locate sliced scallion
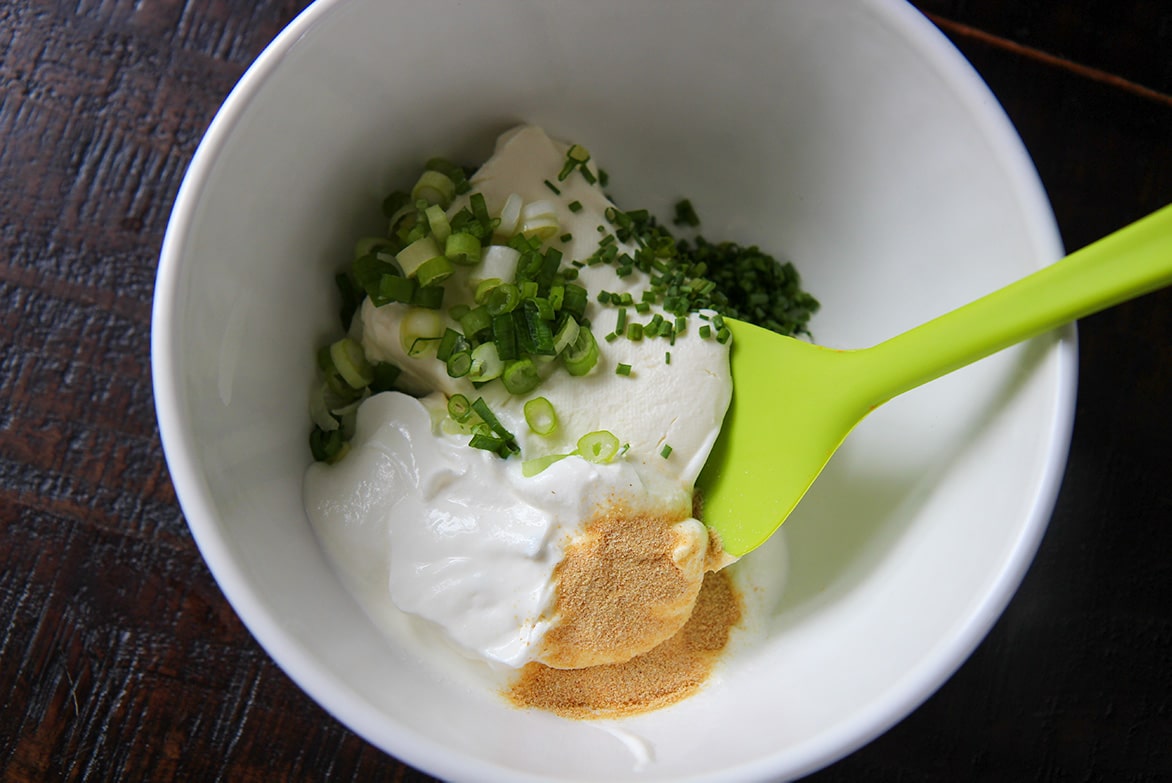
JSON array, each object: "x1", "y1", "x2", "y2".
[
  {"x1": 492, "y1": 312, "x2": 519, "y2": 361},
  {"x1": 474, "y1": 277, "x2": 503, "y2": 304},
  {"x1": 522, "y1": 452, "x2": 571, "y2": 477},
  {"x1": 577, "y1": 430, "x2": 620, "y2": 464},
  {"x1": 410, "y1": 284, "x2": 445, "y2": 309},
  {"x1": 415, "y1": 255, "x2": 454, "y2": 287},
  {"x1": 447, "y1": 393, "x2": 472, "y2": 421},
  {"x1": 523, "y1": 397, "x2": 557, "y2": 436},
  {"x1": 468, "y1": 342, "x2": 504, "y2": 382},
  {"x1": 552, "y1": 315, "x2": 580, "y2": 355},
  {"x1": 562, "y1": 326, "x2": 599, "y2": 376},
  {"x1": 396, "y1": 236, "x2": 444, "y2": 278},
  {"x1": 502, "y1": 358, "x2": 541, "y2": 395},
  {"x1": 445, "y1": 232, "x2": 481, "y2": 265},
  {"x1": 519, "y1": 200, "x2": 559, "y2": 240},
  {"x1": 458, "y1": 305, "x2": 492, "y2": 339},
  {"x1": 436, "y1": 328, "x2": 463, "y2": 361},
  {"x1": 424, "y1": 204, "x2": 451, "y2": 243},
  {"x1": 496, "y1": 193, "x2": 523, "y2": 238},
  {"x1": 411, "y1": 170, "x2": 456, "y2": 208},
  {"x1": 478, "y1": 244, "x2": 521, "y2": 282},
  {"x1": 485, "y1": 283, "x2": 521, "y2": 315},
  {"x1": 470, "y1": 397, "x2": 519, "y2": 454},
  {"x1": 378, "y1": 274, "x2": 416, "y2": 305},
  {"x1": 446, "y1": 350, "x2": 472, "y2": 378},
  {"x1": 329, "y1": 337, "x2": 373, "y2": 389}
]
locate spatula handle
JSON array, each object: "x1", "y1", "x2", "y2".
[{"x1": 857, "y1": 203, "x2": 1172, "y2": 406}]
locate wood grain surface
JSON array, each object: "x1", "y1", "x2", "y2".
[{"x1": 1, "y1": 2, "x2": 1169, "y2": 781}]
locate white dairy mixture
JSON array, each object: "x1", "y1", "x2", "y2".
[{"x1": 304, "y1": 126, "x2": 732, "y2": 669}]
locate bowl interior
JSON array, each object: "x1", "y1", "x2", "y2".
[{"x1": 153, "y1": 0, "x2": 1072, "y2": 780}]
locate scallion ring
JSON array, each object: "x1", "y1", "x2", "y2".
[
  {"x1": 424, "y1": 204, "x2": 451, "y2": 243},
  {"x1": 485, "y1": 283, "x2": 521, "y2": 315},
  {"x1": 502, "y1": 358, "x2": 541, "y2": 395},
  {"x1": 447, "y1": 393, "x2": 472, "y2": 421},
  {"x1": 468, "y1": 342, "x2": 504, "y2": 382},
  {"x1": 328, "y1": 337, "x2": 373, "y2": 389},
  {"x1": 410, "y1": 170, "x2": 456, "y2": 208},
  {"x1": 446, "y1": 232, "x2": 481, "y2": 265},
  {"x1": 577, "y1": 430, "x2": 620, "y2": 464},
  {"x1": 523, "y1": 397, "x2": 557, "y2": 436},
  {"x1": 561, "y1": 326, "x2": 599, "y2": 376}
]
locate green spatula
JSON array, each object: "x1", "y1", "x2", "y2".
[{"x1": 696, "y1": 204, "x2": 1172, "y2": 557}]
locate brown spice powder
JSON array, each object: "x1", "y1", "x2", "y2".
[
  {"x1": 507, "y1": 568, "x2": 742, "y2": 719},
  {"x1": 535, "y1": 505, "x2": 706, "y2": 669}
]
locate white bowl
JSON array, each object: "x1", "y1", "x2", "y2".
[{"x1": 152, "y1": 0, "x2": 1075, "y2": 780}]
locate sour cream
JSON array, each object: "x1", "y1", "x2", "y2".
[{"x1": 304, "y1": 126, "x2": 732, "y2": 668}]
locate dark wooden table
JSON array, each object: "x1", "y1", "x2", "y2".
[{"x1": 2, "y1": 2, "x2": 1169, "y2": 780}]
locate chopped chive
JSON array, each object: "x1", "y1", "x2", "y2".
[
  {"x1": 660, "y1": 443, "x2": 673, "y2": 458},
  {"x1": 568, "y1": 200, "x2": 583, "y2": 213},
  {"x1": 543, "y1": 179, "x2": 561, "y2": 195},
  {"x1": 559, "y1": 232, "x2": 573, "y2": 243},
  {"x1": 665, "y1": 351, "x2": 671, "y2": 365},
  {"x1": 626, "y1": 323, "x2": 643, "y2": 341},
  {"x1": 616, "y1": 363, "x2": 632, "y2": 376},
  {"x1": 699, "y1": 324, "x2": 712, "y2": 339},
  {"x1": 672, "y1": 198, "x2": 700, "y2": 227}
]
